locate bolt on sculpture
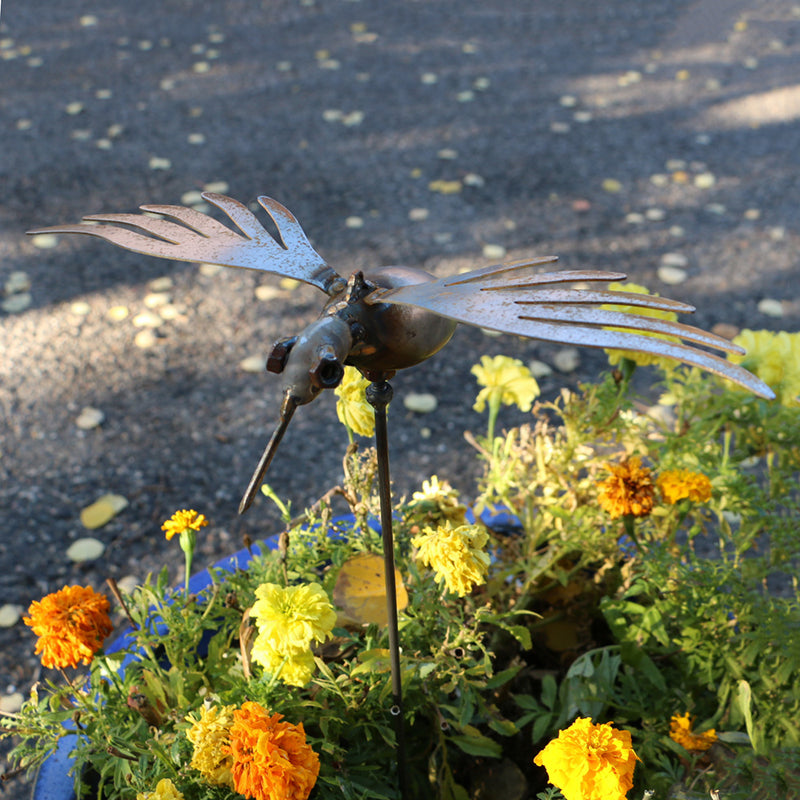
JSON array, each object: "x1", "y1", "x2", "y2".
[{"x1": 30, "y1": 193, "x2": 775, "y2": 796}]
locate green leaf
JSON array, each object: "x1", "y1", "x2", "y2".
[
  {"x1": 486, "y1": 664, "x2": 523, "y2": 690},
  {"x1": 449, "y1": 733, "x2": 503, "y2": 758}
]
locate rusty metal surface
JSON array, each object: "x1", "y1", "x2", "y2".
[
  {"x1": 30, "y1": 193, "x2": 776, "y2": 405},
  {"x1": 29, "y1": 193, "x2": 344, "y2": 296}
]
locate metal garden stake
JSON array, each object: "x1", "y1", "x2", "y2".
[{"x1": 31, "y1": 193, "x2": 775, "y2": 796}]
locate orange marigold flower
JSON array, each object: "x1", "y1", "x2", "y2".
[
  {"x1": 669, "y1": 712, "x2": 717, "y2": 752},
  {"x1": 534, "y1": 717, "x2": 639, "y2": 800},
  {"x1": 228, "y1": 702, "x2": 320, "y2": 800},
  {"x1": 24, "y1": 585, "x2": 113, "y2": 669},
  {"x1": 597, "y1": 456, "x2": 655, "y2": 518},
  {"x1": 161, "y1": 509, "x2": 209, "y2": 541},
  {"x1": 658, "y1": 469, "x2": 712, "y2": 504}
]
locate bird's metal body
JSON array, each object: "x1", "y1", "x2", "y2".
[{"x1": 30, "y1": 190, "x2": 775, "y2": 509}]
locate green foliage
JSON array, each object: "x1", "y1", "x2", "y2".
[{"x1": 3, "y1": 354, "x2": 799, "y2": 799}]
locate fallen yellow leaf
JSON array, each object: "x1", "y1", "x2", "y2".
[{"x1": 333, "y1": 553, "x2": 408, "y2": 627}]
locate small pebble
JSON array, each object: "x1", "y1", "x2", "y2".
[
  {"x1": 115, "y1": 575, "x2": 140, "y2": 595},
  {"x1": 528, "y1": 359, "x2": 553, "y2": 378},
  {"x1": 144, "y1": 291, "x2": 171, "y2": 308},
  {"x1": 1, "y1": 293, "x2": 31, "y2": 313},
  {"x1": 70, "y1": 300, "x2": 91, "y2": 316},
  {"x1": 76, "y1": 406, "x2": 105, "y2": 429},
  {"x1": 403, "y1": 392, "x2": 438, "y2": 413},
  {"x1": 5, "y1": 271, "x2": 31, "y2": 294},
  {"x1": 148, "y1": 156, "x2": 172, "y2": 170},
  {"x1": 694, "y1": 172, "x2": 716, "y2": 189},
  {"x1": 657, "y1": 265, "x2": 688, "y2": 285},
  {"x1": 255, "y1": 285, "x2": 281, "y2": 301},
  {"x1": 158, "y1": 304, "x2": 182, "y2": 320},
  {"x1": 463, "y1": 173, "x2": 485, "y2": 187},
  {"x1": 31, "y1": 233, "x2": 59, "y2": 249},
  {"x1": 437, "y1": 148, "x2": 458, "y2": 160},
  {"x1": 0, "y1": 605, "x2": 22, "y2": 628},
  {"x1": 134, "y1": 329, "x2": 158, "y2": 348},
  {"x1": 744, "y1": 208, "x2": 761, "y2": 221},
  {"x1": 757, "y1": 298, "x2": 783, "y2": 317},
  {"x1": 345, "y1": 216, "x2": 364, "y2": 229},
  {"x1": 602, "y1": 178, "x2": 622, "y2": 193},
  {"x1": 0, "y1": 693, "x2": 23, "y2": 713},
  {"x1": 645, "y1": 208, "x2": 666, "y2": 221},
  {"x1": 106, "y1": 305, "x2": 129, "y2": 321},
  {"x1": 553, "y1": 347, "x2": 580, "y2": 373},
  {"x1": 67, "y1": 537, "x2": 106, "y2": 562},
  {"x1": 482, "y1": 244, "x2": 506, "y2": 259},
  {"x1": 660, "y1": 252, "x2": 689, "y2": 268},
  {"x1": 199, "y1": 263, "x2": 223, "y2": 276},
  {"x1": 181, "y1": 190, "x2": 204, "y2": 205},
  {"x1": 133, "y1": 311, "x2": 163, "y2": 328},
  {"x1": 240, "y1": 354, "x2": 267, "y2": 373},
  {"x1": 408, "y1": 208, "x2": 429, "y2": 221}
]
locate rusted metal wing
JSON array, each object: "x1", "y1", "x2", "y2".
[
  {"x1": 369, "y1": 262, "x2": 775, "y2": 399},
  {"x1": 28, "y1": 192, "x2": 344, "y2": 295}
]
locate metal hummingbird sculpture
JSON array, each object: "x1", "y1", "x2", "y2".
[{"x1": 30, "y1": 192, "x2": 775, "y2": 796}]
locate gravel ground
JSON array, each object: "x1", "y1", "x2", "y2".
[{"x1": 2, "y1": 0, "x2": 800, "y2": 792}]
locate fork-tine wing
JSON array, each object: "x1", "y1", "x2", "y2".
[
  {"x1": 370, "y1": 264, "x2": 775, "y2": 398},
  {"x1": 28, "y1": 193, "x2": 343, "y2": 294}
]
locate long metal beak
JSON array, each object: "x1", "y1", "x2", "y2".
[{"x1": 238, "y1": 393, "x2": 298, "y2": 514}]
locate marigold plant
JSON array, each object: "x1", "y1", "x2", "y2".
[
  {"x1": 186, "y1": 703, "x2": 236, "y2": 787},
  {"x1": 136, "y1": 778, "x2": 185, "y2": 800},
  {"x1": 728, "y1": 329, "x2": 800, "y2": 406},
  {"x1": 657, "y1": 469, "x2": 712, "y2": 504},
  {"x1": 334, "y1": 365, "x2": 375, "y2": 437},
  {"x1": 23, "y1": 584, "x2": 113, "y2": 670},
  {"x1": 534, "y1": 717, "x2": 639, "y2": 800},
  {"x1": 669, "y1": 712, "x2": 718, "y2": 752},
  {"x1": 249, "y1": 582, "x2": 336, "y2": 685},
  {"x1": 161, "y1": 508, "x2": 209, "y2": 540},
  {"x1": 411, "y1": 523, "x2": 490, "y2": 596},
  {"x1": 228, "y1": 702, "x2": 320, "y2": 800},
  {"x1": 597, "y1": 456, "x2": 655, "y2": 518},
  {"x1": 471, "y1": 354, "x2": 540, "y2": 413}
]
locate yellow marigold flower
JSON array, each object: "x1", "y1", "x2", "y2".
[
  {"x1": 161, "y1": 509, "x2": 209, "y2": 541},
  {"x1": 186, "y1": 703, "x2": 236, "y2": 787},
  {"x1": 250, "y1": 640, "x2": 316, "y2": 687},
  {"x1": 250, "y1": 583, "x2": 336, "y2": 685},
  {"x1": 669, "y1": 712, "x2": 717, "y2": 752},
  {"x1": 411, "y1": 475, "x2": 467, "y2": 523},
  {"x1": 136, "y1": 778, "x2": 185, "y2": 800},
  {"x1": 534, "y1": 717, "x2": 639, "y2": 800},
  {"x1": 728, "y1": 329, "x2": 800, "y2": 407},
  {"x1": 602, "y1": 282, "x2": 680, "y2": 369},
  {"x1": 334, "y1": 366, "x2": 375, "y2": 437},
  {"x1": 24, "y1": 585, "x2": 113, "y2": 669},
  {"x1": 411, "y1": 523, "x2": 490, "y2": 597},
  {"x1": 471, "y1": 354, "x2": 540, "y2": 413},
  {"x1": 658, "y1": 469, "x2": 712, "y2": 504},
  {"x1": 597, "y1": 456, "x2": 655, "y2": 519},
  {"x1": 228, "y1": 702, "x2": 320, "y2": 800}
]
